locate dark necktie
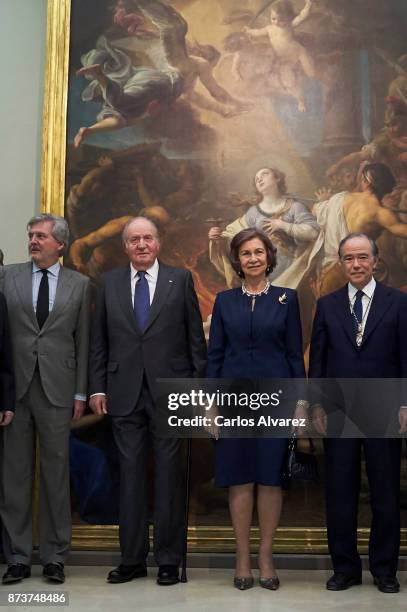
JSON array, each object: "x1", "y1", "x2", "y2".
[
  {"x1": 353, "y1": 289, "x2": 364, "y2": 332},
  {"x1": 133, "y1": 271, "x2": 150, "y2": 331},
  {"x1": 36, "y1": 269, "x2": 49, "y2": 329}
]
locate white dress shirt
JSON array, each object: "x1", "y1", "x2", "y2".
[
  {"x1": 348, "y1": 276, "x2": 376, "y2": 337},
  {"x1": 32, "y1": 261, "x2": 85, "y2": 402}
]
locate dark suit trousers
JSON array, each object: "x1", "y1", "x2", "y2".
[
  {"x1": 111, "y1": 379, "x2": 185, "y2": 566},
  {"x1": 324, "y1": 438, "x2": 401, "y2": 577},
  {"x1": 0, "y1": 373, "x2": 72, "y2": 565}
]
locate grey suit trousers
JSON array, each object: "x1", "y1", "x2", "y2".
[{"x1": 1, "y1": 373, "x2": 72, "y2": 565}]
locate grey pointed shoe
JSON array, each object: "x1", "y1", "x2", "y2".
[
  {"x1": 259, "y1": 576, "x2": 280, "y2": 590},
  {"x1": 233, "y1": 576, "x2": 254, "y2": 590}
]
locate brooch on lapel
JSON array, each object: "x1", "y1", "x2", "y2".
[{"x1": 278, "y1": 292, "x2": 287, "y2": 305}]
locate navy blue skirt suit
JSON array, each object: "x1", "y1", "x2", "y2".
[{"x1": 207, "y1": 286, "x2": 305, "y2": 487}]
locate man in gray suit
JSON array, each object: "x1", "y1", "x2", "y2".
[
  {"x1": 89, "y1": 216, "x2": 206, "y2": 585},
  {"x1": 0, "y1": 214, "x2": 90, "y2": 584}
]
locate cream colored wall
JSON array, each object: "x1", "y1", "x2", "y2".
[{"x1": 0, "y1": 0, "x2": 47, "y2": 264}]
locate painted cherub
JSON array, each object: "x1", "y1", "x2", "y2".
[{"x1": 245, "y1": 0, "x2": 315, "y2": 112}]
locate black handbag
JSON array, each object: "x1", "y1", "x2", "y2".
[{"x1": 282, "y1": 434, "x2": 319, "y2": 489}]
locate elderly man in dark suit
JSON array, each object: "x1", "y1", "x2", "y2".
[
  {"x1": 0, "y1": 291, "x2": 14, "y2": 425},
  {"x1": 0, "y1": 214, "x2": 90, "y2": 585},
  {"x1": 309, "y1": 232, "x2": 407, "y2": 594},
  {"x1": 89, "y1": 216, "x2": 206, "y2": 585}
]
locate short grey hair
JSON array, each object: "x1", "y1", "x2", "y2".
[
  {"x1": 121, "y1": 216, "x2": 159, "y2": 246},
  {"x1": 338, "y1": 232, "x2": 379, "y2": 258},
  {"x1": 27, "y1": 214, "x2": 70, "y2": 249}
]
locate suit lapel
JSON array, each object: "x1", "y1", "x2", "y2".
[
  {"x1": 362, "y1": 282, "x2": 392, "y2": 345},
  {"x1": 42, "y1": 266, "x2": 75, "y2": 331},
  {"x1": 115, "y1": 266, "x2": 138, "y2": 332},
  {"x1": 144, "y1": 262, "x2": 174, "y2": 333},
  {"x1": 333, "y1": 285, "x2": 357, "y2": 348},
  {"x1": 13, "y1": 262, "x2": 38, "y2": 330}
]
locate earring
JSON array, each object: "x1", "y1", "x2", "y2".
[
  {"x1": 237, "y1": 269, "x2": 244, "y2": 278},
  {"x1": 266, "y1": 266, "x2": 271, "y2": 275}
]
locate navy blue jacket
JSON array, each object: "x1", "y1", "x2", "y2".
[
  {"x1": 309, "y1": 282, "x2": 407, "y2": 416},
  {"x1": 207, "y1": 286, "x2": 305, "y2": 379}
]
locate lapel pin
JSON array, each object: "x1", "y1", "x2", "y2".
[
  {"x1": 278, "y1": 292, "x2": 287, "y2": 305},
  {"x1": 169, "y1": 280, "x2": 173, "y2": 283}
]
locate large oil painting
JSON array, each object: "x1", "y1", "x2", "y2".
[{"x1": 43, "y1": 0, "x2": 407, "y2": 551}]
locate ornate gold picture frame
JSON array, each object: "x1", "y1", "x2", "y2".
[{"x1": 40, "y1": 0, "x2": 407, "y2": 554}]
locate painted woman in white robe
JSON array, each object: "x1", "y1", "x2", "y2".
[{"x1": 208, "y1": 167, "x2": 319, "y2": 288}]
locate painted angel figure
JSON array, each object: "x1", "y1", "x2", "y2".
[
  {"x1": 74, "y1": 0, "x2": 251, "y2": 147},
  {"x1": 244, "y1": 0, "x2": 315, "y2": 112}
]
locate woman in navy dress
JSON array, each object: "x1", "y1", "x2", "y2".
[{"x1": 207, "y1": 228, "x2": 306, "y2": 590}]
